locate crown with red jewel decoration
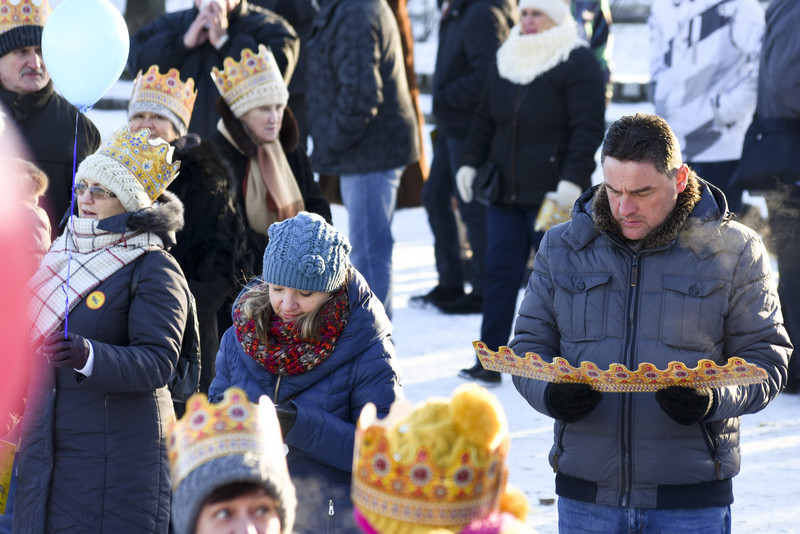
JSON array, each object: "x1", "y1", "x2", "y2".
[
  {"x1": 0, "y1": 0, "x2": 51, "y2": 57},
  {"x1": 211, "y1": 44, "x2": 288, "y2": 118},
  {"x1": 352, "y1": 384, "x2": 510, "y2": 532},
  {"x1": 129, "y1": 65, "x2": 197, "y2": 136}
]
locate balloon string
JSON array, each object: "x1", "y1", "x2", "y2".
[{"x1": 61, "y1": 106, "x2": 92, "y2": 339}]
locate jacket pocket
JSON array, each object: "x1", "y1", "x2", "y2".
[
  {"x1": 660, "y1": 275, "x2": 727, "y2": 351},
  {"x1": 553, "y1": 273, "x2": 612, "y2": 341}
]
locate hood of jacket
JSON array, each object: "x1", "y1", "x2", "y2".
[{"x1": 97, "y1": 189, "x2": 184, "y2": 248}]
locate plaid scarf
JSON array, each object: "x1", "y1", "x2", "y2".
[
  {"x1": 234, "y1": 284, "x2": 350, "y2": 375},
  {"x1": 27, "y1": 216, "x2": 163, "y2": 343}
]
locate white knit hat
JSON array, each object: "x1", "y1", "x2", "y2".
[{"x1": 517, "y1": 0, "x2": 571, "y2": 24}]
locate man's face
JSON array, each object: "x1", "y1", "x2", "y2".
[
  {"x1": 0, "y1": 46, "x2": 50, "y2": 94},
  {"x1": 602, "y1": 157, "x2": 688, "y2": 241}
]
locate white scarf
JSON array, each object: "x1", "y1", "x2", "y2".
[
  {"x1": 496, "y1": 21, "x2": 584, "y2": 85},
  {"x1": 27, "y1": 216, "x2": 163, "y2": 343}
]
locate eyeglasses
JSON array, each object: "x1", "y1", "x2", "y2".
[{"x1": 73, "y1": 183, "x2": 117, "y2": 200}]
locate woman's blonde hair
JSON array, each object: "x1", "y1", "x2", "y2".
[{"x1": 240, "y1": 271, "x2": 350, "y2": 344}]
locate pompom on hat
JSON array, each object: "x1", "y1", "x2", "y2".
[
  {"x1": 0, "y1": 0, "x2": 50, "y2": 58},
  {"x1": 211, "y1": 44, "x2": 289, "y2": 119},
  {"x1": 75, "y1": 123, "x2": 180, "y2": 212},
  {"x1": 352, "y1": 384, "x2": 532, "y2": 534},
  {"x1": 262, "y1": 211, "x2": 351, "y2": 293},
  {"x1": 167, "y1": 387, "x2": 297, "y2": 534},
  {"x1": 517, "y1": 0, "x2": 571, "y2": 25},
  {"x1": 128, "y1": 65, "x2": 197, "y2": 137}
]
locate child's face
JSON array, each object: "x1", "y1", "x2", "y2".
[{"x1": 195, "y1": 487, "x2": 281, "y2": 534}]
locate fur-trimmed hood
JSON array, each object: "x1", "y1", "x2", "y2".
[
  {"x1": 97, "y1": 190, "x2": 184, "y2": 248},
  {"x1": 588, "y1": 174, "x2": 720, "y2": 250}
]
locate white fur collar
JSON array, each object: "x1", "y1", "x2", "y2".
[{"x1": 496, "y1": 21, "x2": 584, "y2": 85}]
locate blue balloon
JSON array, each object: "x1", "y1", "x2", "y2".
[{"x1": 41, "y1": 0, "x2": 129, "y2": 109}]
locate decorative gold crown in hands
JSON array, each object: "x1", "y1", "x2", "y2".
[
  {"x1": 352, "y1": 399, "x2": 509, "y2": 527},
  {"x1": 100, "y1": 124, "x2": 180, "y2": 202},
  {"x1": 0, "y1": 0, "x2": 51, "y2": 33},
  {"x1": 473, "y1": 342, "x2": 768, "y2": 392},
  {"x1": 130, "y1": 65, "x2": 197, "y2": 127}
]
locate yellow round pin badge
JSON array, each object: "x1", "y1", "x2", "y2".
[{"x1": 86, "y1": 291, "x2": 106, "y2": 310}]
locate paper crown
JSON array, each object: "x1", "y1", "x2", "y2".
[
  {"x1": 211, "y1": 44, "x2": 288, "y2": 118},
  {"x1": 0, "y1": 0, "x2": 49, "y2": 33},
  {"x1": 129, "y1": 66, "x2": 197, "y2": 134},
  {"x1": 473, "y1": 342, "x2": 769, "y2": 393},
  {"x1": 98, "y1": 124, "x2": 180, "y2": 204},
  {"x1": 352, "y1": 385, "x2": 510, "y2": 530}
]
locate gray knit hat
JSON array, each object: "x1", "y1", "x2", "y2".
[
  {"x1": 262, "y1": 212, "x2": 351, "y2": 293},
  {"x1": 168, "y1": 388, "x2": 296, "y2": 534}
]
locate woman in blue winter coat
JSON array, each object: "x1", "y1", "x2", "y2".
[{"x1": 209, "y1": 211, "x2": 403, "y2": 534}]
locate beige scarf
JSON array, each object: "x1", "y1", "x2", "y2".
[
  {"x1": 496, "y1": 20, "x2": 583, "y2": 85},
  {"x1": 27, "y1": 216, "x2": 163, "y2": 343},
  {"x1": 218, "y1": 120, "x2": 304, "y2": 235}
]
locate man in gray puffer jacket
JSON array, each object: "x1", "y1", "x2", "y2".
[{"x1": 511, "y1": 113, "x2": 791, "y2": 532}]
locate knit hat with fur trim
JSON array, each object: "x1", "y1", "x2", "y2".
[
  {"x1": 517, "y1": 0, "x2": 570, "y2": 24},
  {"x1": 0, "y1": 0, "x2": 51, "y2": 58},
  {"x1": 262, "y1": 211, "x2": 351, "y2": 293}
]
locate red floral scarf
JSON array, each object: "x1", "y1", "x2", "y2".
[{"x1": 234, "y1": 285, "x2": 350, "y2": 375}]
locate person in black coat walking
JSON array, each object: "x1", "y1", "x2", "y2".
[
  {"x1": 455, "y1": 0, "x2": 606, "y2": 384},
  {"x1": 127, "y1": 64, "x2": 249, "y2": 396}
]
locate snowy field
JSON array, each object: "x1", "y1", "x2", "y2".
[{"x1": 73, "y1": 1, "x2": 800, "y2": 530}]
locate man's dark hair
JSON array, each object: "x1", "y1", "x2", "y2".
[
  {"x1": 601, "y1": 113, "x2": 683, "y2": 176},
  {"x1": 203, "y1": 481, "x2": 276, "y2": 506}
]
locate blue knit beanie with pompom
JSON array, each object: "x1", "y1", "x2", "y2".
[{"x1": 262, "y1": 212, "x2": 351, "y2": 292}]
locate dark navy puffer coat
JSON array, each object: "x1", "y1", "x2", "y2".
[
  {"x1": 209, "y1": 269, "x2": 402, "y2": 533},
  {"x1": 14, "y1": 195, "x2": 191, "y2": 533},
  {"x1": 305, "y1": 0, "x2": 420, "y2": 175},
  {"x1": 511, "y1": 177, "x2": 791, "y2": 510}
]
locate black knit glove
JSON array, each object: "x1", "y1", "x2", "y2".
[
  {"x1": 545, "y1": 382, "x2": 603, "y2": 423},
  {"x1": 655, "y1": 386, "x2": 713, "y2": 426},
  {"x1": 275, "y1": 402, "x2": 297, "y2": 436},
  {"x1": 43, "y1": 331, "x2": 90, "y2": 369}
]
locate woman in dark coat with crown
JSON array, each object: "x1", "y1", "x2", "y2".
[
  {"x1": 127, "y1": 65, "x2": 249, "y2": 396},
  {"x1": 15, "y1": 126, "x2": 191, "y2": 533}
]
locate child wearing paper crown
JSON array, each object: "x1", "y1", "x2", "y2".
[
  {"x1": 352, "y1": 383, "x2": 533, "y2": 534},
  {"x1": 167, "y1": 387, "x2": 297, "y2": 534},
  {"x1": 15, "y1": 125, "x2": 191, "y2": 533},
  {"x1": 209, "y1": 211, "x2": 402, "y2": 534}
]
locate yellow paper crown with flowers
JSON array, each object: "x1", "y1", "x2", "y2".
[
  {"x1": 0, "y1": 0, "x2": 50, "y2": 34},
  {"x1": 352, "y1": 384, "x2": 511, "y2": 532},
  {"x1": 166, "y1": 387, "x2": 286, "y2": 490},
  {"x1": 98, "y1": 124, "x2": 181, "y2": 203},
  {"x1": 130, "y1": 65, "x2": 197, "y2": 131},
  {"x1": 211, "y1": 44, "x2": 288, "y2": 117}
]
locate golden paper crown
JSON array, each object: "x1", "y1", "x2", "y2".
[
  {"x1": 167, "y1": 387, "x2": 285, "y2": 490},
  {"x1": 211, "y1": 44, "x2": 288, "y2": 117},
  {"x1": 474, "y1": 342, "x2": 769, "y2": 393},
  {"x1": 0, "y1": 0, "x2": 50, "y2": 34},
  {"x1": 130, "y1": 66, "x2": 197, "y2": 131},
  {"x1": 352, "y1": 386, "x2": 510, "y2": 529},
  {"x1": 98, "y1": 124, "x2": 180, "y2": 203}
]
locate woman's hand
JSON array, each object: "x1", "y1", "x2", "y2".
[{"x1": 43, "y1": 331, "x2": 90, "y2": 369}]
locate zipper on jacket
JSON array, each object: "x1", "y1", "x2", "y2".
[
  {"x1": 553, "y1": 423, "x2": 567, "y2": 473},
  {"x1": 619, "y1": 252, "x2": 641, "y2": 507},
  {"x1": 701, "y1": 423, "x2": 725, "y2": 480},
  {"x1": 510, "y1": 87, "x2": 522, "y2": 201},
  {"x1": 274, "y1": 375, "x2": 282, "y2": 402},
  {"x1": 326, "y1": 499, "x2": 334, "y2": 534}
]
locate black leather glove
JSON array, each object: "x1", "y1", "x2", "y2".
[
  {"x1": 655, "y1": 386, "x2": 713, "y2": 426},
  {"x1": 545, "y1": 382, "x2": 603, "y2": 423},
  {"x1": 275, "y1": 402, "x2": 297, "y2": 436},
  {"x1": 43, "y1": 331, "x2": 90, "y2": 369}
]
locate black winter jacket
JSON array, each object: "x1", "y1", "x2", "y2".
[
  {"x1": 0, "y1": 81, "x2": 101, "y2": 239},
  {"x1": 432, "y1": 0, "x2": 516, "y2": 138},
  {"x1": 461, "y1": 47, "x2": 605, "y2": 207},
  {"x1": 128, "y1": 0, "x2": 299, "y2": 138},
  {"x1": 305, "y1": 0, "x2": 419, "y2": 174}
]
